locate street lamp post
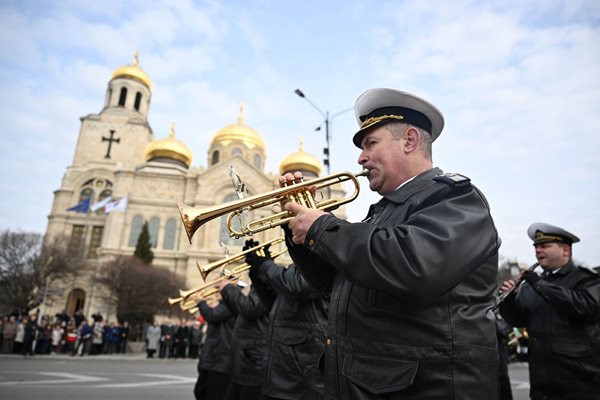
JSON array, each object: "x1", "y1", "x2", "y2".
[{"x1": 294, "y1": 89, "x2": 351, "y2": 175}]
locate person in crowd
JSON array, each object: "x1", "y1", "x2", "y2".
[
  {"x1": 159, "y1": 320, "x2": 175, "y2": 358},
  {"x1": 280, "y1": 88, "x2": 501, "y2": 399},
  {"x1": 35, "y1": 318, "x2": 52, "y2": 354},
  {"x1": 22, "y1": 315, "x2": 36, "y2": 356},
  {"x1": 188, "y1": 320, "x2": 202, "y2": 359},
  {"x1": 244, "y1": 240, "x2": 329, "y2": 400},
  {"x1": 2, "y1": 315, "x2": 17, "y2": 354},
  {"x1": 51, "y1": 321, "x2": 64, "y2": 354},
  {"x1": 0, "y1": 315, "x2": 6, "y2": 351},
  {"x1": 194, "y1": 294, "x2": 236, "y2": 400},
  {"x1": 146, "y1": 321, "x2": 161, "y2": 358},
  {"x1": 174, "y1": 320, "x2": 190, "y2": 358},
  {"x1": 103, "y1": 321, "x2": 119, "y2": 354},
  {"x1": 13, "y1": 315, "x2": 25, "y2": 354},
  {"x1": 214, "y1": 275, "x2": 270, "y2": 400},
  {"x1": 73, "y1": 318, "x2": 92, "y2": 356},
  {"x1": 90, "y1": 318, "x2": 104, "y2": 355},
  {"x1": 499, "y1": 222, "x2": 600, "y2": 399},
  {"x1": 118, "y1": 321, "x2": 130, "y2": 353},
  {"x1": 63, "y1": 320, "x2": 77, "y2": 354}
]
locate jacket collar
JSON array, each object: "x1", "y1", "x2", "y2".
[
  {"x1": 383, "y1": 167, "x2": 443, "y2": 204},
  {"x1": 548, "y1": 261, "x2": 575, "y2": 277}
]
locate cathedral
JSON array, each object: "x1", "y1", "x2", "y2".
[{"x1": 43, "y1": 54, "x2": 344, "y2": 321}]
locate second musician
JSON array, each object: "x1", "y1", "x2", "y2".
[{"x1": 499, "y1": 222, "x2": 600, "y2": 400}]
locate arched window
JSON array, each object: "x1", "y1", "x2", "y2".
[
  {"x1": 79, "y1": 188, "x2": 94, "y2": 203},
  {"x1": 99, "y1": 189, "x2": 112, "y2": 201},
  {"x1": 148, "y1": 217, "x2": 160, "y2": 248},
  {"x1": 254, "y1": 153, "x2": 261, "y2": 168},
  {"x1": 211, "y1": 150, "x2": 220, "y2": 165},
  {"x1": 118, "y1": 87, "x2": 127, "y2": 106},
  {"x1": 232, "y1": 147, "x2": 242, "y2": 157},
  {"x1": 128, "y1": 215, "x2": 144, "y2": 247},
  {"x1": 134, "y1": 92, "x2": 142, "y2": 111},
  {"x1": 163, "y1": 218, "x2": 177, "y2": 250},
  {"x1": 219, "y1": 193, "x2": 244, "y2": 246},
  {"x1": 66, "y1": 288, "x2": 86, "y2": 315}
]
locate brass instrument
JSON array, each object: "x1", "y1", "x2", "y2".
[
  {"x1": 179, "y1": 169, "x2": 368, "y2": 242},
  {"x1": 491, "y1": 262, "x2": 540, "y2": 311},
  {"x1": 168, "y1": 245, "x2": 287, "y2": 308},
  {"x1": 196, "y1": 237, "x2": 284, "y2": 281}
]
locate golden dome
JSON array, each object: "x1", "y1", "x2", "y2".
[
  {"x1": 279, "y1": 138, "x2": 322, "y2": 176},
  {"x1": 210, "y1": 104, "x2": 266, "y2": 151},
  {"x1": 112, "y1": 51, "x2": 152, "y2": 90},
  {"x1": 144, "y1": 123, "x2": 192, "y2": 167}
]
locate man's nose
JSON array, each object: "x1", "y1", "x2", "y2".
[{"x1": 357, "y1": 150, "x2": 367, "y2": 165}]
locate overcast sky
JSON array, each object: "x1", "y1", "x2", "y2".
[{"x1": 1, "y1": 0, "x2": 599, "y2": 267}]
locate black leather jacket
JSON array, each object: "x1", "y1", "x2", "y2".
[
  {"x1": 287, "y1": 168, "x2": 501, "y2": 400},
  {"x1": 221, "y1": 284, "x2": 270, "y2": 386},
  {"x1": 500, "y1": 262, "x2": 600, "y2": 399},
  {"x1": 197, "y1": 300, "x2": 235, "y2": 374},
  {"x1": 252, "y1": 260, "x2": 329, "y2": 399}
]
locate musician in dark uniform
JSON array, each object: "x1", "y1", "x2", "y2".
[
  {"x1": 195, "y1": 296, "x2": 236, "y2": 400},
  {"x1": 244, "y1": 240, "x2": 329, "y2": 400},
  {"x1": 215, "y1": 278, "x2": 270, "y2": 400},
  {"x1": 280, "y1": 88, "x2": 501, "y2": 399},
  {"x1": 499, "y1": 223, "x2": 600, "y2": 400}
]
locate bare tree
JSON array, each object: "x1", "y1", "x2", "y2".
[
  {"x1": 0, "y1": 230, "x2": 82, "y2": 315},
  {"x1": 94, "y1": 256, "x2": 185, "y2": 325}
]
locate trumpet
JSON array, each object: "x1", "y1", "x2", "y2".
[
  {"x1": 196, "y1": 237, "x2": 284, "y2": 281},
  {"x1": 491, "y1": 262, "x2": 540, "y2": 311},
  {"x1": 179, "y1": 169, "x2": 368, "y2": 242},
  {"x1": 168, "y1": 245, "x2": 288, "y2": 306}
]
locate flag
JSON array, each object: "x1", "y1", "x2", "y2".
[
  {"x1": 90, "y1": 196, "x2": 112, "y2": 212},
  {"x1": 105, "y1": 197, "x2": 128, "y2": 213},
  {"x1": 66, "y1": 197, "x2": 91, "y2": 213}
]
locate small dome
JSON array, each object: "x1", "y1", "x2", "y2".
[
  {"x1": 210, "y1": 104, "x2": 265, "y2": 151},
  {"x1": 112, "y1": 51, "x2": 152, "y2": 90},
  {"x1": 144, "y1": 123, "x2": 192, "y2": 168},
  {"x1": 279, "y1": 139, "x2": 322, "y2": 176}
]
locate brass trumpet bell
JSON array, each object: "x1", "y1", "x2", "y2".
[
  {"x1": 196, "y1": 237, "x2": 284, "y2": 281},
  {"x1": 179, "y1": 169, "x2": 367, "y2": 242}
]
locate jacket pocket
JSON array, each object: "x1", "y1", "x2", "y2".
[
  {"x1": 552, "y1": 342, "x2": 600, "y2": 381},
  {"x1": 342, "y1": 353, "x2": 418, "y2": 395}
]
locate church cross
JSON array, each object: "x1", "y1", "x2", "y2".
[{"x1": 102, "y1": 130, "x2": 120, "y2": 159}]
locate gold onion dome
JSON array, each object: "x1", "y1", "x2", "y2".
[
  {"x1": 144, "y1": 123, "x2": 192, "y2": 167},
  {"x1": 112, "y1": 51, "x2": 153, "y2": 90},
  {"x1": 210, "y1": 104, "x2": 266, "y2": 151},
  {"x1": 279, "y1": 138, "x2": 322, "y2": 176}
]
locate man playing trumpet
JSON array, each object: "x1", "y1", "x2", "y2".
[
  {"x1": 499, "y1": 222, "x2": 600, "y2": 400},
  {"x1": 280, "y1": 88, "x2": 501, "y2": 399}
]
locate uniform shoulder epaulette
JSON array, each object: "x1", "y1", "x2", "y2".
[
  {"x1": 433, "y1": 172, "x2": 471, "y2": 187},
  {"x1": 578, "y1": 266, "x2": 599, "y2": 275}
]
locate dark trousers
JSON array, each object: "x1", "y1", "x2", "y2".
[
  {"x1": 194, "y1": 369, "x2": 231, "y2": 400},
  {"x1": 225, "y1": 382, "x2": 261, "y2": 400}
]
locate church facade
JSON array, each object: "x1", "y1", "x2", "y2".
[{"x1": 43, "y1": 54, "x2": 342, "y2": 321}]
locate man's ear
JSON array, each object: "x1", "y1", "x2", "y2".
[{"x1": 404, "y1": 127, "x2": 420, "y2": 153}]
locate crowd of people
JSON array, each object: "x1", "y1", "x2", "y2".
[
  {"x1": 0, "y1": 309, "x2": 209, "y2": 360},
  {"x1": 0, "y1": 310, "x2": 136, "y2": 357}
]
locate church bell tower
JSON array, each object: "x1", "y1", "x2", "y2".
[{"x1": 71, "y1": 52, "x2": 154, "y2": 168}]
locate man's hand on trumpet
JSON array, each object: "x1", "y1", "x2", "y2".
[
  {"x1": 498, "y1": 279, "x2": 516, "y2": 296},
  {"x1": 215, "y1": 278, "x2": 232, "y2": 291},
  {"x1": 280, "y1": 171, "x2": 326, "y2": 245}
]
